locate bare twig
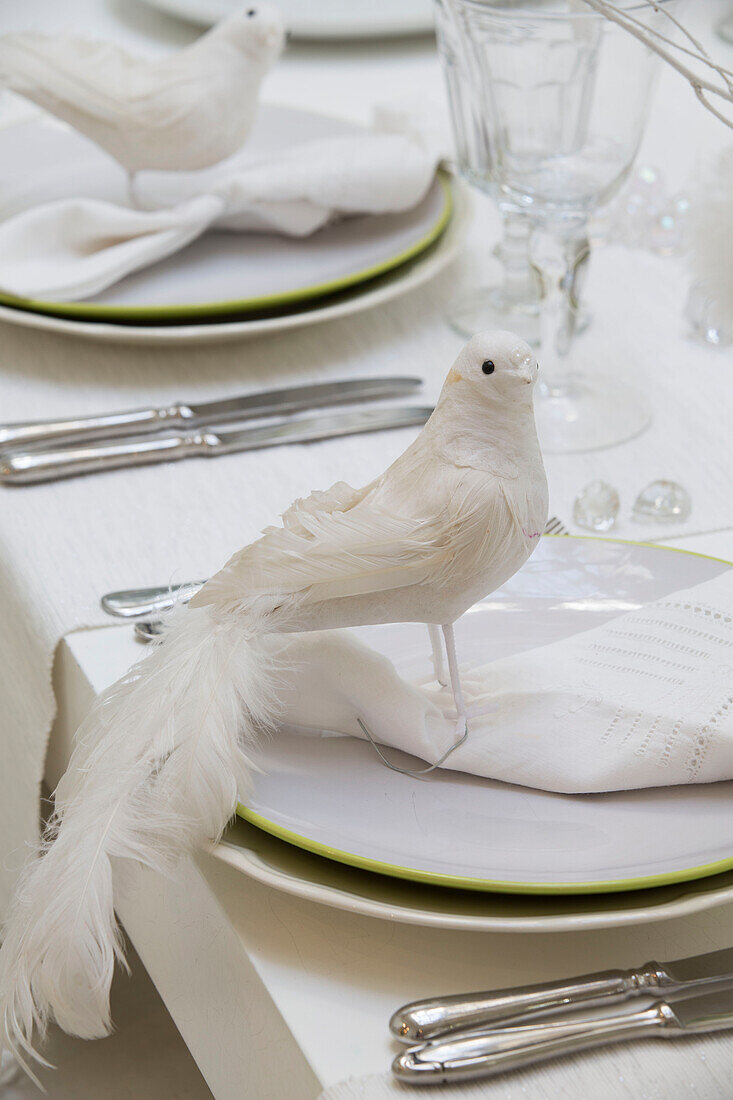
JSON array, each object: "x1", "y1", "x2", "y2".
[{"x1": 580, "y1": 0, "x2": 733, "y2": 129}]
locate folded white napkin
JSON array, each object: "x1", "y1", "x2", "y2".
[
  {"x1": 0, "y1": 132, "x2": 438, "y2": 301},
  {"x1": 275, "y1": 570, "x2": 733, "y2": 794}
]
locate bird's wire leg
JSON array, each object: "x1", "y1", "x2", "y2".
[
  {"x1": 357, "y1": 621, "x2": 469, "y2": 781},
  {"x1": 442, "y1": 622, "x2": 468, "y2": 742},
  {"x1": 428, "y1": 622, "x2": 448, "y2": 686}
]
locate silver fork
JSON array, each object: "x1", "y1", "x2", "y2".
[{"x1": 543, "y1": 515, "x2": 568, "y2": 535}]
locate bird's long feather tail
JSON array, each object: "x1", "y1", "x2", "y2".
[{"x1": 0, "y1": 602, "x2": 281, "y2": 1074}]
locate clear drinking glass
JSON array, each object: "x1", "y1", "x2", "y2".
[
  {"x1": 435, "y1": 2, "x2": 543, "y2": 343},
  {"x1": 434, "y1": 0, "x2": 672, "y2": 452}
]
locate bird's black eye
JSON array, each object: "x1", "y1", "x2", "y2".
[
  {"x1": 482, "y1": 359, "x2": 495, "y2": 375},
  {"x1": 247, "y1": 7, "x2": 256, "y2": 15}
]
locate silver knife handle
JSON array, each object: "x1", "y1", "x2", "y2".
[
  {"x1": 101, "y1": 581, "x2": 206, "y2": 619},
  {"x1": 0, "y1": 430, "x2": 214, "y2": 485},
  {"x1": 392, "y1": 1002, "x2": 678, "y2": 1084},
  {"x1": 0, "y1": 404, "x2": 193, "y2": 449},
  {"x1": 390, "y1": 963, "x2": 667, "y2": 1041}
]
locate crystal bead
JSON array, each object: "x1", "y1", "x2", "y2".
[
  {"x1": 632, "y1": 480, "x2": 692, "y2": 524},
  {"x1": 573, "y1": 480, "x2": 620, "y2": 532},
  {"x1": 647, "y1": 193, "x2": 691, "y2": 256}
]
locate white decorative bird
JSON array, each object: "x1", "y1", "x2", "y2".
[
  {"x1": 0, "y1": 4, "x2": 285, "y2": 195},
  {"x1": 0, "y1": 331, "x2": 547, "y2": 1080}
]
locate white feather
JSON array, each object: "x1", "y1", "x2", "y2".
[
  {"x1": 0, "y1": 601, "x2": 285, "y2": 1074},
  {"x1": 0, "y1": 330, "x2": 548, "y2": 1076}
]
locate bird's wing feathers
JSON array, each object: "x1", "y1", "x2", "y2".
[
  {"x1": 0, "y1": 32, "x2": 209, "y2": 127},
  {"x1": 0, "y1": 32, "x2": 147, "y2": 122},
  {"x1": 278, "y1": 479, "x2": 372, "y2": 536},
  {"x1": 194, "y1": 478, "x2": 454, "y2": 612}
]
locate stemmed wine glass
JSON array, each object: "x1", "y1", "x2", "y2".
[
  {"x1": 449, "y1": 204, "x2": 544, "y2": 344},
  {"x1": 434, "y1": 0, "x2": 673, "y2": 452}
]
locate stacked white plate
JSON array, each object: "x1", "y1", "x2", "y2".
[
  {"x1": 0, "y1": 105, "x2": 461, "y2": 345},
  {"x1": 217, "y1": 537, "x2": 733, "y2": 933}
]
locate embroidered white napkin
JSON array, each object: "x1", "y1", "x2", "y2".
[
  {"x1": 0, "y1": 132, "x2": 438, "y2": 301},
  {"x1": 275, "y1": 570, "x2": 733, "y2": 794}
]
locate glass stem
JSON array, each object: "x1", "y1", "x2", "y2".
[
  {"x1": 534, "y1": 228, "x2": 590, "y2": 397},
  {"x1": 495, "y1": 207, "x2": 539, "y2": 308}
]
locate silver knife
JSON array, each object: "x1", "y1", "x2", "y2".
[
  {"x1": 0, "y1": 405, "x2": 433, "y2": 486},
  {"x1": 390, "y1": 947, "x2": 733, "y2": 1042},
  {"x1": 392, "y1": 988, "x2": 733, "y2": 1084},
  {"x1": 0, "y1": 376, "x2": 421, "y2": 449}
]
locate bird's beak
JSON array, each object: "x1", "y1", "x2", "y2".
[{"x1": 518, "y1": 357, "x2": 536, "y2": 384}]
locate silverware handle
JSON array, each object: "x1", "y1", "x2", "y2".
[
  {"x1": 390, "y1": 964, "x2": 666, "y2": 1041},
  {"x1": 101, "y1": 581, "x2": 206, "y2": 619},
  {"x1": 392, "y1": 1003, "x2": 676, "y2": 1084},
  {"x1": 0, "y1": 431, "x2": 206, "y2": 485},
  {"x1": 0, "y1": 405, "x2": 188, "y2": 448},
  {"x1": 0, "y1": 407, "x2": 432, "y2": 484}
]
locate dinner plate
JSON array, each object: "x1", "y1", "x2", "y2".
[
  {"x1": 237, "y1": 538, "x2": 732, "y2": 895},
  {"x1": 0, "y1": 179, "x2": 467, "y2": 345},
  {"x1": 0, "y1": 106, "x2": 451, "y2": 323},
  {"x1": 214, "y1": 816, "x2": 733, "y2": 933},
  {"x1": 0, "y1": 176, "x2": 464, "y2": 343},
  {"x1": 142, "y1": 0, "x2": 434, "y2": 39}
]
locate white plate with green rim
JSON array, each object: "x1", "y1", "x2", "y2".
[
  {"x1": 214, "y1": 817, "x2": 733, "y2": 933},
  {"x1": 236, "y1": 537, "x2": 733, "y2": 896},
  {"x1": 0, "y1": 106, "x2": 451, "y2": 323},
  {"x1": 0, "y1": 185, "x2": 466, "y2": 345}
]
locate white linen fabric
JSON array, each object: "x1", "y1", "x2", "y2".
[
  {"x1": 0, "y1": 132, "x2": 437, "y2": 301},
  {"x1": 276, "y1": 571, "x2": 733, "y2": 794},
  {"x1": 319, "y1": 1074, "x2": 553, "y2": 1100}
]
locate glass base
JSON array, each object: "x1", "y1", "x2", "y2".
[
  {"x1": 448, "y1": 285, "x2": 591, "y2": 347},
  {"x1": 535, "y1": 375, "x2": 651, "y2": 453},
  {"x1": 448, "y1": 285, "x2": 542, "y2": 345}
]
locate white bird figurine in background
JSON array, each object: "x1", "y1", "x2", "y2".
[
  {"x1": 0, "y1": 331, "x2": 547, "y2": 1081},
  {"x1": 0, "y1": 4, "x2": 285, "y2": 198}
]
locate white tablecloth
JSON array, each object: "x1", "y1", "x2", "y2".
[{"x1": 0, "y1": 8, "x2": 732, "y2": 1098}]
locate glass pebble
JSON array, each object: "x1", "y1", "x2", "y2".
[
  {"x1": 632, "y1": 480, "x2": 692, "y2": 524},
  {"x1": 573, "y1": 480, "x2": 620, "y2": 532}
]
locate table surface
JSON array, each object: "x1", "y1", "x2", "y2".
[{"x1": 7, "y1": 0, "x2": 732, "y2": 1096}]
